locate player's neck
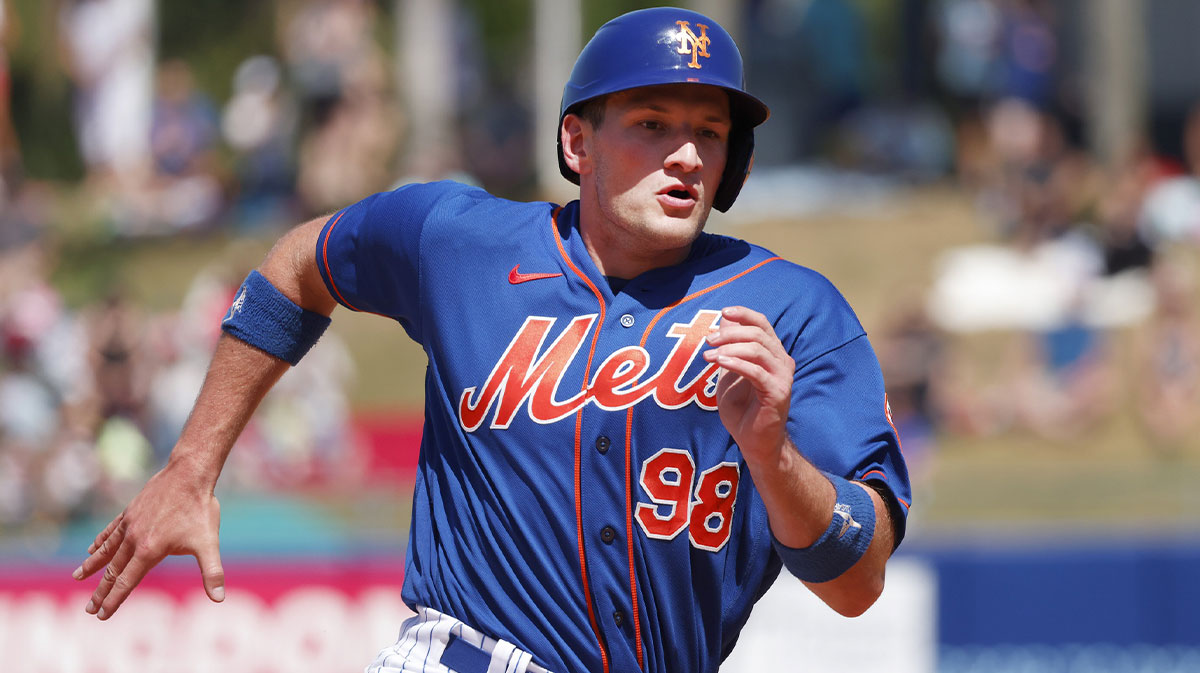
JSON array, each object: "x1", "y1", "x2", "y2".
[
  {"x1": 577, "y1": 199, "x2": 696, "y2": 280},
  {"x1": 578, "y1": 219, "x2": 692, "y2": 281}
]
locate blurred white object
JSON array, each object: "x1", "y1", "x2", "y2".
[
  {"x1": 927, "y1": 239, "x2": 1154, "y2": 332},
  {"x1": 722, "y1": 558, "x2": 936, "y2": 673},
  {"x1": 222, "y1": 56, "x2": 284, "y2": 151},
  {"x1": 1140, "y1": 176, "x2": 1200, "y2": 244},
  {"x1": 59, "y1": 0, "x2": 155, "y2": 176}
]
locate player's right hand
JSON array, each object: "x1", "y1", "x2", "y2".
[{"x1": 72, "y1": 458, "x2": 225, "y2": 620}]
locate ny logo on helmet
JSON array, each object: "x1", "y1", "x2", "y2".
[{"x1": 675, "y1": 20, "x2": 711, "y2": 69}]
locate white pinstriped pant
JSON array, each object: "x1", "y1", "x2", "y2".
[{"x1": 366, "y1": 606, "x2": 553, "y2": 673}]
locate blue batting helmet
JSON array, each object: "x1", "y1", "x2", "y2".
[{"x1": 557, "y1": 7, "x2": 770, "y2": 212}]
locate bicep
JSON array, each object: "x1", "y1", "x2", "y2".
[{"x1": 258, "y1": 216, "x2": 339, "y2": 317}]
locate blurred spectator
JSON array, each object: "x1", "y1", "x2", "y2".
[
  {"x1": 280, "y1": 0, "x2": 377, "y2": 130},
  {"x1": 834, "y1": 101, "x2": 955, "y2": 179},
  {"x1": 459, "y1": 84, "x2": 533, "y2": 196},
  {"x1": 36, "y1": 418, "x2": 102, "y2": 523},
  {"x1": 994, "y1": 0, "x2": 1058, "y2": 109},
  {"x1": 978, "y1": 99, "x2": 1088, "y2": 245},
  {"x1": 94, "y1": 413, "x2": 152, "y2": 502},
  {"x1": 0, "y1": 241, "x2": 99, "y2": 529},
  {"x1": 796, "y1": 0, "x2": 868, "y2": 147},
  {"x1": 150, "y1": 61, "x2": 220, "y2": 178},
  {"x1": 1141, "y1": 102, "x2": 1200, "y2": 247},
  {"x1": 0, "y1": 238, "x2": 368, "y2": 533},
  {"x1": 743, "y1": 0, "x2": 867, "y2": 162},
  {"x1": 934, "y1": 0, "x2": 1001, "y2": 105},
  {"x1": 150, "y1": 265, "x2": 365, "y2": 490},
  {"x1": 0, "y1": 332, "x2": 60, "y2": 450},
  {"x1": 222, "y1": 55, "x2": 300, "y2": 229},
  {"x1": 85, "y1": 288, "x2": 148, "y2": 424},
  {"x1": 111, "y1": 59, "x2": 225, "y2": 235},
  {"x1": 227, "y1": 329, "x2": 363, "y2": 490},
  {"x1": 1133, "y1": 260, "x2": 1200, "y2": 452},
  {"x1": 143, "y1": 313, "x2": 207, "y2": 464},
  {"x1": 296, "y1": 52, "x2": 401, "y2": 213},
  {"x1": 1094, "y1": 156, "x2": 1157, "y2": 276},
  {"x1": 1007, "y1": 292, "x2": 1117, "y2": 442},
  {"x1": 57, "y1": 0, "x2": 154, "y2": 183},
  {"x1": 876, "y1": 296, "x2": 949, "y2": 478},
  {"x1": 0, "y1": 245, "x2": 70, "y2": 451}
]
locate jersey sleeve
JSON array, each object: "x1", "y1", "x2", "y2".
[
  {"x1": 316, "y1": 181, "x2": 468, "y2": 342},
  {"x1": 789, "y1": 336, "x2": 912, "y2": 540},
  {"x1": 780, "y1": 274, "x2": 913, "y2": 546}
]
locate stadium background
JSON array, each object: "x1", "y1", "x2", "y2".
[{"x1": 1, "y1": 0, "x2": 1199, "y2": 671}]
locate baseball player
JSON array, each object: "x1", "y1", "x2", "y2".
[{"x1": 74, "y1": 8, "x2": 911, "y2": 673}]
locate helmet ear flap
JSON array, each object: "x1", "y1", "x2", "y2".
[{"x1": 713, "y1": 126, "x2": 755, "y2": 213}]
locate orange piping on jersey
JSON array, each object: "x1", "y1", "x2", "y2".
[
  {"x1": 622, "y1": 404, "x2": 643, "y2": 668},
  {"x1": 320, "y1": 211, "x2": 362, "y2": 311},
  {"x1": 636, "y1": 257, "x2": 783, "y2": 348},
  {"x1": 550, "y1": 207, "x2": 611, "y2": 673},
  {"x1": 623, "y1": 255, "x2": 785, "y2": 670},
  {"x1": 319, "y1": 211, "x2": 401, "y2": 319},
  {"x1": 859, "y1": 470, "x2": 911, "y2": 510}
]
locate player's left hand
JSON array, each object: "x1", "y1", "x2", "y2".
[{"x1": 702, "y1": 306, "x2": 793, "y2": 463}]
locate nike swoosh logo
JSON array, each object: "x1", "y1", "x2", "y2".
[{"x1": 508, "y1": 265, "x2": 563, "y2": 284}]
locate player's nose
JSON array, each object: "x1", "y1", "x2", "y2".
[{"x1": 664, "y1": 134, "x2": 702, "y2": 173}]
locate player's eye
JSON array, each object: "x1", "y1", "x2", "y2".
[
  {"x1": 639, "y1": 120, "x2": 665, "y2": 131},
  {"x1": 699, "y1": 128, "x2": 722, "y2": 141}
]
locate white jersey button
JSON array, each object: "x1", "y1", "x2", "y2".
[{"x1": 619, "y1": 314, "x2": 635, "y2": 328}]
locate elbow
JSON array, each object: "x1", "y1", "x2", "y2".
[
  {"x1": 832, "y1": 587, "x2": 881, "y2": 618},
  {"x1": 824, "y1": 572, "x2": 885, "y2": 618}
]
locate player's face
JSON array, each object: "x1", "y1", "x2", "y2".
[{"x1": 584, "y1": 84, "x2": 731, "y2": 267}]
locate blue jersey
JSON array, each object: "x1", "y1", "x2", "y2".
[{"x1": 317, "y1": 181, "x2": 911, "y2": 673}]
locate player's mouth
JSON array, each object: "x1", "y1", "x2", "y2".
[{"x1": 657, "y1": 184, "x2": 699, "y2": 209}]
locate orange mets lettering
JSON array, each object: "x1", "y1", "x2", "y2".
[
  {"x1": 458, "y1": 311, "x2": 722, "y2": 431},
  {"x1": 675, "y1": 20, "x2": 711, "y2": 69},
  {"x1": 458, "y1": 315, "x2": 594, "y2": 431}
]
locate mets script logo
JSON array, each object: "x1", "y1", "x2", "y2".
[
  {"x1": 458, "y1": 310, "x2": 722, "y2": 431},
  {"x1": 675, "y1": 20, "x2": 711, "y2": 69}
]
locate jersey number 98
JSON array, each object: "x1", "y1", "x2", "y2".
[{"x1": 635, "y1": 448, "x2": 740, "y2": 552}]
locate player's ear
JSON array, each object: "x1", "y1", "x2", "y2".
[{"x1": 561, "y1": 113, "x2": 592, "y2": 177}]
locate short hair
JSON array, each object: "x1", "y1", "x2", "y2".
[{"x1": 572, "y1": 95, "x2": 607, "y2": 129}]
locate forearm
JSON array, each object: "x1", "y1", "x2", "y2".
[
  {"x1": 704, "y1": 306, "x2": 896, "y2": 615},
  {"x1": 741, "y1": 439, "x2": 834, "y2": 549},
  {"x1": 76, "y1": 215, "x2": 338, "y2": 621},
  {"x1": 167, "y1": 334, "x2": 291, "y2": 490},
  {"x1": 171, "y1": 215, "x2": 336, "y2": 489},
  {"x1": 744, "y1": 438, "x2": 895, "y2": 617}
]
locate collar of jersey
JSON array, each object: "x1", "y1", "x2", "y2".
[{"x1": 552, "y1": 200, "x2": 760, "y2": 301}]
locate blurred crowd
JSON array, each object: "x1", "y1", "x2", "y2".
[
  {"x1": 868, "y1": 0, "x2": 1200, "y2": 479},
  {"x1": 50, "y1": 0, "x2": 401, "y2": 237},
  {"x1": 0, "y1": 0, "x2": 381, "y2": 535},
  {"x1": 1, "y1": 0, "x2": 1200, "y2": 535},
  {"x1": 0, "y1": 239, "x2": 363, "y2": 533}
]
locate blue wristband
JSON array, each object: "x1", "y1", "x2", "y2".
[
  {"x1": 220, "y1": 270, "x2": 331, "y2": 365},
  {"x1": 772, "y1": 472, "x2": 876, "y2": 583}
]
